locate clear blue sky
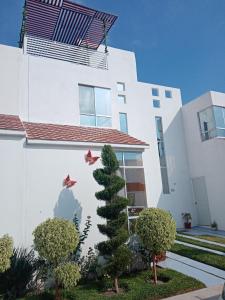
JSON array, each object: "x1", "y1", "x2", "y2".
[{"x1": 1, "y1": 0, "x2": 225, "y2": 103}]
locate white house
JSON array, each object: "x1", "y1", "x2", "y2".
[{"x1": 0, "y1": 0, "x2": 223, "y2": 250}]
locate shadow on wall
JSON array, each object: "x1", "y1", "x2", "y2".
[{"x1": 54, "y1": 188, "x2": 82, "y2": 225}]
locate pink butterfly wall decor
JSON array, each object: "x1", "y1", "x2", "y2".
[
  {"x1": 63, "y1": 175, "x2": 77, "y2": 188},
  {"x1": 85, "y1": 150, "x2": 100, "y2": 165}
]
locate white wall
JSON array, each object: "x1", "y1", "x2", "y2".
[
  {"x1": 183, "y1": 91, "x2": 225, "y2": 230},
  {"x1": 0, "y1": 43, "x2": 197, "y2": 248}
]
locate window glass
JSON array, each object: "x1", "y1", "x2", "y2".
[
  {"x1": 161, "y1": 167, "x2": 170, "y2": 194},
  {"x1": 95, "y1": 88, "x2": 111, "y2": 116},
  {"x1": 79, "y1": 85, "x2": 95, "y2": 114},
  {"x1": 96, "y1": 116, "x2": 112, "y2": 127},
  {"x1": 118, "y1": 95, "x2": 126, "y2": 104},
  {"x1": 117, "y1": 82, "x2": 125, "y2": 92},
  {"x1": 115, "y1": 152, "x2": 123, "y2": 166},
  {"x1": 153, "y1": 99, "x2": 160, "y2": 108},
  {"x1": 79, "y1": 85, "x2": 111, "y2": 128},
  {"x1": 152, "y1": 88, "x2": 159, "y2": 97},
  {"x1": 213, "y1": 106, "x2": 225, "y2": 129},
  {"x1": 125, "y1": 168, "x2": 147, "y2": 206},
  {"x1": 80, "y1": 115, "x2": 96, "y2": 126},
  {"x1": 119, "y1": 113, "x2": 128, "y2": 133},
  {"x1": 124, "y1": 152, "x2": 143, "y2": 166},
  {"x1": 198, "y1": 107, "x2": 215, "y2": 140},
  {"x1": 165, "y1": 90, "x2": 172, "y2": 98}
]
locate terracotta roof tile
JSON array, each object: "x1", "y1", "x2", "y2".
[
  {"x1": 0, "y1": 114, "x2": 24, "y2": 131},
  {"x1": 23, "y1": 122, "x2": 148, "y2": 146}
]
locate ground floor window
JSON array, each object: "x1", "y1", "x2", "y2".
[{"x1": 115, "y1": 151, "x2": 147, "y2": 207}]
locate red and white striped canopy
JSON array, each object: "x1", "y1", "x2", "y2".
[{"x1": 20, "y1": 0, "x2": 117, "y2": 49}]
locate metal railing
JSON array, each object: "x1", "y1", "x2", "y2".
[{"x1": 24, "y1": 35, "x2": 108, "y2": 70}]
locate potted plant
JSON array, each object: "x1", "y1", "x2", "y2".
[
  {"x1": 182, "y1": 213, "x2": 192, "y2": 229},
  {"x1": 211, "y1": 221, "x2": 218, "y2": 231}
]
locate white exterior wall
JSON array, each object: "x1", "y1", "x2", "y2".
[
  {"x1": 0, "y1": 43, "x2": 197, "y2": 248},
  {"x1": 182, "y1": 91, "x2": 225, "y2": 230}
]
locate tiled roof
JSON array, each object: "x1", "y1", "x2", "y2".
[
  {"x1": 23, "y1": 121, "x2": 148, "y2": 146},
  {"x1": 0, "y1": 114, "x2": 24, "y2": 131}
]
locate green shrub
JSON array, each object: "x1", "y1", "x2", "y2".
[
  {"x1": 54, "y1": 263, "x2": 80, "y2": 290},
  {"x1": 0, "y1": 235, "x2": 13, "y2": 273},
  {"x1": 33, "y1": 218, "x2": 80, "y2": 300},
  {"x1": 136, "y1": 208, "x2": 176, "y2": 284}
]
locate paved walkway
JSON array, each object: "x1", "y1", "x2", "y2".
[
  {"x1": 163, "y1": 284, "x2": 223, "y2": 300},
  {"x1": 181, "y1": 226, "x2": 225, "y2": 237},
  {"x1": 175, "y1": 240, "x2": 225, "y2": 256},
  {"x1": 159, "y1": 252, "x2": 225, "y2": 287},
  {"x1": 177, "y1": 233, "x2": 225, "y2": 248}
]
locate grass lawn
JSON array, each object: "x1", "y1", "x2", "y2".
[
  {"x1": 181, "y1": 233, "x2": 225, "y2": 245},
  {"x1": 19, "y1": 268, "x2": 205, "y2": 300},
  {"x1": 176, "y1": 235, "x2": 225, "y2": 253},
  {"x1": 171, "y1": 243, "x2": 225, "y2": 271}
]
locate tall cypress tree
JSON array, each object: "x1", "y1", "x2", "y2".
[{"x1": 93, "y1": 145, "x2": 131, "y2": 293}]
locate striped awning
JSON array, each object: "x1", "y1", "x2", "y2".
[{"x1": 20, "y1": 0, "x2": 117, "y2": 49}]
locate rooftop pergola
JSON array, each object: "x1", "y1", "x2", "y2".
[{"x1": 20, "y1": 0, "x2": 117, "y2": 50}]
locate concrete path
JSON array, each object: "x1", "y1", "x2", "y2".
[
  {"x1": 162, "y1": 284, "x2": 223, "y2": 300},
  {"x1": 177, "y1": 233, "x2": 225, "y2": 248},
  {"x1": 159, "y1": 252, "x2": 225, "y2": 287},
  {"x1": 181, "y1": 226, "x2": 225, "y2": 237},
  {"x1": 175, "y1": 240, "x2": 225, "y2": 256}
]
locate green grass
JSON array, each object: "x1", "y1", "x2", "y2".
[
  {"x1": 171, "y1": 243, "x2": 225, "y2": 271},
  {"x1": 181, "y1": 233, "x2": 225, "y2": 245},
  {"x1": 19, "y1": 268, "x2": 205, "y2": 300},
  {"x1": 176, "y1": 235, "x2": 225, "y2": 253}
]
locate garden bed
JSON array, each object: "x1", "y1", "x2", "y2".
[
  {"x1": 181, "y1": 233, "x2": 225, "y2": 245},
  {"x1": 171, "y1": 243, "x2": 225, "y2": 271},
  {"x1": 20, "y1": 268, "x2": 205, "y2": 300},
  {"x1": 176, "y1": 235, "x2": 225, "y2": 253}
]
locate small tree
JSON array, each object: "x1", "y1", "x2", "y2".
[
  {"x1": 0, "y1": 234, "x2": 13, "y2": 273},
  {"x1": 136, "y1": 208, "x2": 176, "y2": 284},
  {"x1": 93, "y1": 145, "x2": 132, "y2": 293},
  {"x1": 33, "y1": 218, "x2": 80, "y2": 300}
]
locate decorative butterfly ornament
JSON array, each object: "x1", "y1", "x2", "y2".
[
  {"x1": 63, "y1": 174, "x2": 77, "y2": 188},
  {"x1": 85, "y1": 150, "x2": 100, "y2": 165}
]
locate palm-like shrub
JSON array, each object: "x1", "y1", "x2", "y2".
[
  {"x1": 0, "y1": 235, "x2": 13, "y2": 273},
  {"x1": 0, "y1": 248, "x2": 37, "y2": 299},
  {"x1": 93, "y1": 145, "x2": 132, "y2": 293},
  {"x1": 136, "y1": 208, "x2": 176, "y2": 284},
  {"x1": 33, "y1": 218, "x2": 80, "y2": 300}
]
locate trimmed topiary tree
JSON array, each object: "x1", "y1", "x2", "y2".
[
  {"x1": 0, "y1": 234, "x2": 13, "y2": 273},
  {"x1": 136, "y1": 208, "x2": 176, "y2": 284},
  {"x1": 93, "y1": 145, "x2": 132, "y2": 293},
  {"x1": 33, "y1": 218, "x2": 80, "y2": 300}
]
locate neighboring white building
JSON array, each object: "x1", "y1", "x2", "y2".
[{"x1": 0, "y1": 0, "x2": 223, "y2": 250}]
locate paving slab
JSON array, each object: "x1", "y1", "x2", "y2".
[{"x1": 162, "y1": 284, "x2": 223, "y2": 300}]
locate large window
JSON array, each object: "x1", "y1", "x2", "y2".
[
  {"x1": 79, "y1": 85, "x2": 111, "y2": 127},
  {"x1": 198, "y1": 105, "x2": 225, "y2": 141},
  {"x1": 116, "y1": 151, "x2": 147, "y2": 207},
  {"x1": 155, "y1": 117, "x2": 170, "y2": 194}
]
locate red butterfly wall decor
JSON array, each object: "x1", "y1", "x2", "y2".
[
  {"x1": 85, "y1": 150, "x2": 100, "y2": 165},
  {"x1": 63, "y1": 175, "x2": 77, "y2": 188}
]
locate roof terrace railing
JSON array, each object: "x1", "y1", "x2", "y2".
[{"x1": 24, "y1": 35, "x2": 108, "y2": 70}]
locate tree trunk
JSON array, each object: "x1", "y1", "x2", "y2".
[
  {"x1": 152, "y1": 255, "x2": 157, "y2": 285},
  {"x1": 55, "y1": 282, "x2": 61, "y2": 300},
  {"x1": 114, "y1": 277, "x2": 119, "y2": 294}
]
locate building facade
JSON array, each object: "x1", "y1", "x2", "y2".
[{"x1": 0, "y1": 0, "x2": 223, "y2": 250}]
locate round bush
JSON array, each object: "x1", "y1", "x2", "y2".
[
  {"x1": 0, "y1": 234, "x2": 13, "y2": 273},
  {"x1": 54, "y1": 262, "x2": 81, "y2": 289},
  {"x1": 136, "y1": 208, "x2": 176, "y2": 254},
  {"x1": 33, "y1": 218, "x2": 79, "y2": 264}
]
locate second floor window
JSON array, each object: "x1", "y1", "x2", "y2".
[
  {"x1": 79, "y1": 85, "x2": 111, "y2": 127},
  {"x1": 119, "y1": 112, "x2": 128, "y2": 133}
]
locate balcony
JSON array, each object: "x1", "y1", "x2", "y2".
[{"x1": 24, "y1": 35, "x2": 108, "y2": 70}]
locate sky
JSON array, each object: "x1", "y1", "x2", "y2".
[{"x1": 0, "y1": 0, "x2": 225, "y2": 103}]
